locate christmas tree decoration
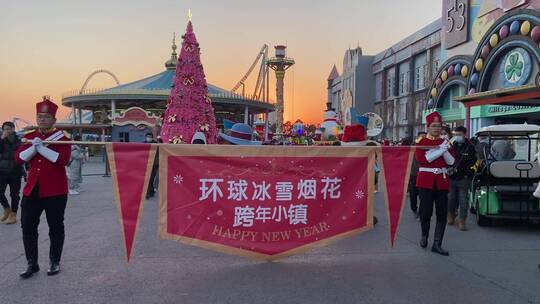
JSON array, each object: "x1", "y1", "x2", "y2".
[{"x1": 160, "y1": 15, "x2": 218, "y2": 144}]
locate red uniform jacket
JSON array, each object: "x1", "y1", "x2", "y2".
[
  {"x1": 15, "y1": 129, "x2": 71, "y2": 198},
  {"x1": 415, "y1": 137, "x2": 454, "y2": 191}
]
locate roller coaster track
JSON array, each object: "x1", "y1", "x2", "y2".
[{"x1": 231, "y1": 45, "x2": 269, "y2": 101}]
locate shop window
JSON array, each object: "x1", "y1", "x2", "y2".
[
  {"x1": 375, "y1": 73, "x2": 383, "y2": 101},
  {"x1": 399, "y1": 71, "x2": 409, "y2": 96},
  {"x1": 439, "y1": 85, "x2": 465, "y2": 110},
  {"x1": 385, "y1": 68, "x2": 395, "y2": 98},
  {"x1": 399, "y1": 100, "x2": 408, "y2": 123},
  {"x1": 414, "y1": 65, "x2": 427, "y2": 91},
  {"x1": 119, "y1": 132, "x2": 130, "y2": 143}
]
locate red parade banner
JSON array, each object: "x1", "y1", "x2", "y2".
[
  {"x1": 158, "y1": 145, "x2": 376, "y2": 260},
  {"x1": 106, "y1": 144, "x2": 414, "y2": 261},
  {"x1": 380, "y1": 146, "x2": 415, "y2": 247},
  {"x1": 107, "y1": 143, "x2": 157, "y2": 262}
]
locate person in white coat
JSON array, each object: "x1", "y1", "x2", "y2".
[{"x1": 67, "y1": 136, "x2": 86, "y2": 195}]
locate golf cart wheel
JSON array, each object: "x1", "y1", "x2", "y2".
[{"x1": 475, "y1": 207, "x2": 492, "y2": 226}]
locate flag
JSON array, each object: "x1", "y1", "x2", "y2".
[
  {"x1": 380, "y1": 146, "x2": 415, "y2": 247},
  {"x1": 107, "y1": 143, "x2": 157, "y2": 262}
]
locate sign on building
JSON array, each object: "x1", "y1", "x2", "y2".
[{"x1": 444, "y1": 0, "x2": 470, "y2": 49}]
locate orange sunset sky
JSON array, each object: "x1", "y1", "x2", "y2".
[{"x1": 0, "y1": 0, "x2": 441, "y2": 125}]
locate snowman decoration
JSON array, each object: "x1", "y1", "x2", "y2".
[{"x1": 320, "y1": 109, "x2": 341, "y2": 140}]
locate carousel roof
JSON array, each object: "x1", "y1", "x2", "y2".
[{"x1": 97, "y1": 69, "x2": 239, "y2": 97}]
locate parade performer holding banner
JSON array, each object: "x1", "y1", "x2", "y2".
[
  {"x1": 415, "y1": 111, "x2": 455, "y2": 256},
  {"x1": 15, "y1": 97, "x2": 71, "y2": 279}
]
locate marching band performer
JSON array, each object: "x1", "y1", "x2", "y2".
[
  {"x1": 415, "y1": 111, "x2": 455, "y2": 256},
  {"x1": 15, "y1": 97, "x2": 71, "y2": 278}
]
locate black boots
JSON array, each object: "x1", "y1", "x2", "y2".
[
  {"x1": 431, "y1": 220, "x2": 449, "y2": 256},
  {"x1": 420, "y1": 235, "x2": 428, "y2": 248},
  {"x1": 432, "y1": 240, "x2": 449, "y2": 256},
  {"x1": 420, "y1": 220, "x2": 429, "y2": 248},
  {"x1": 47, "y1": 261, "x2": 61, "y2": 276},
  {"x1": 21, "y1": 234, "x2": 39, "y2": 279},
  {"x1": 48, "y1": 233, "x2": 64, "y2": 276},
  {"x1": 420, "y1": 220, "x2": 449, "y2": 255},
  {"x1": 21, "y1": 233, "x2": 64, "y2": 278},
  {"x1": 20, "y1": 261, "x2": 61, "y2": 278},
  {"x1": 20, "y1": 262, "x2": 40, "y2": 279}
]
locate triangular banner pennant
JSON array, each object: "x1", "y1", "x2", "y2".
[
  {"x1": 107, "y1": 143, "x2": 157, "y2": 262},
  {"x1": 380, "y1": 146, "x2": 415, "y2": 247}
]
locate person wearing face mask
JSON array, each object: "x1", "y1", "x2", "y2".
[
  {"x1": 447, "y1": 126, "x2": 476, "y2": 230},
  {"x1": 0, "y1": 121, "x2": 23, "y2": 224}
]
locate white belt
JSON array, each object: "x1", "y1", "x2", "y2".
[
  {"x1": 419, "y1": 167, "x2": 448, "y2": 174},
  {"x1": 419, "y1": 167, "x2": 448, "y2": 180}
]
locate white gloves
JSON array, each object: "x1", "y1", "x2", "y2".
[
  {"x1": 425, "y1": 148, "x2": 446, "y2": 163},
  {"x1": 19, "y1": 146, "x2": 37, "y2": 162},
  {"x1": 32, "y1": 137, "x2": 43, "y2": 147},
  {"x1": 37, "y1": 146, "x2": 59, "y2": 163},
  {"x1": 439, "y1": 140, "x2": 449, "y2": 151},
  {"x1": 425, "y1": 140, "x2": 453, "y2": 164},
  {"x1": 443, "y1": 151, "x2": 455, "y2": 165},
  {"x1": 21, "y1": 137, "x2": 59, "y2": 163}
]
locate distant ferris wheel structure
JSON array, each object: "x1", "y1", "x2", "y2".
[{"x1": 79, "y1": 69, "x2": 120, "y2": 94}]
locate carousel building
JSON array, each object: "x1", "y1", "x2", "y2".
[{"x1": 61, "y1": 38, "x2": 274, "y2": 142}]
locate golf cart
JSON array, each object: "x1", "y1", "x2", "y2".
[{"x1": 471, "y1": 124, "x2": 540, "y2": 226}]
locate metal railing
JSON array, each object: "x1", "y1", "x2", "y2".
[{"x1": 62, "y1": 88, "x2": 275, "y2": 104}]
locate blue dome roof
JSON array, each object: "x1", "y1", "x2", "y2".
[{"x1": 100, "y1": 69, "x2": 240, "y2": 97}]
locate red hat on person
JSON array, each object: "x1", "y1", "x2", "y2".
[
  {"x1": 426, "y1": 111, "x2": 442, "y2": 127},
  {"x1": 36, "y1": 96, "x2": 58, "y2": 118},
  {"x1": 36, "y1": 96, "x2": 58, "y2": 117},
  {"x1": 341, "y1": 124, "x2": 367, "y2": 144}
]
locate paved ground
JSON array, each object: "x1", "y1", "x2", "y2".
[{"x1": 0, "y1": 159, "x2": 539, "y2": 304}]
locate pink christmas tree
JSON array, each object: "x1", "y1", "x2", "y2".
[{"x1": 160, "y1": 19, "x2": 218, "y2": 144}]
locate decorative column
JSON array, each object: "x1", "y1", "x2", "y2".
[
  {"x1": 111, "y1": 100, "x2": 116, "y2": 122},
  {"x1": 72, "y1": 104, "x2": 76, "y2": 125},
  {"x1": 465, "y1": 105, "x2": 471, "y2": 133}
]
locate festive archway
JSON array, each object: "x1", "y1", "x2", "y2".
[
  {"x1": 426, "y1": 55, "x2": 472, "y2": 110},
  {"x1": 467, "y1": 9, "x2": 540, "y2": 95}
]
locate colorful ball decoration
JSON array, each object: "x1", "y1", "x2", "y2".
[
  {"x1": 431, "y1": 87, "x2": 438, "y2": 98},
  {"x1": 521, "y1": 20, "x2": 531, "y2": 35},
  {"x1": 455, "y1": 63, "x2": 462, "y2": 76},
  {"x1": 461, "y1": 65, "x2": 469, "y2": 77},
  {"x1": 427, "y1": 99, "x2": 434, "y2": 109},
  {"x1": 470, "y1": 73, "x2": 479, "y2": 86},
  {"x1": 510, "y1": 20, "x2": 521, "y2": 35},
  {"x1": 531, "y1": 25, "x2": 540, "y2": 42},
  {"x1": 489, "y1": 34, "x2": 499, "y2": 47},
  {"x1": 499, "y1": 24, "x2": 509, "y2": 39},
  {"x1": 448, "y1": 65, "x2": 455, "y2": 77},
  {"x1": 435, "y1": 78, "x2": 443, "y2": 88},
  {"x1": 475, "y1": 58, "x2": 484, "y2": 71},
  {"x1": 481, "y1": 44, "x2": 491, "y2": 59},
  {"x1": 441, "y1": 70, "x2": 448, "y2": 81}
]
